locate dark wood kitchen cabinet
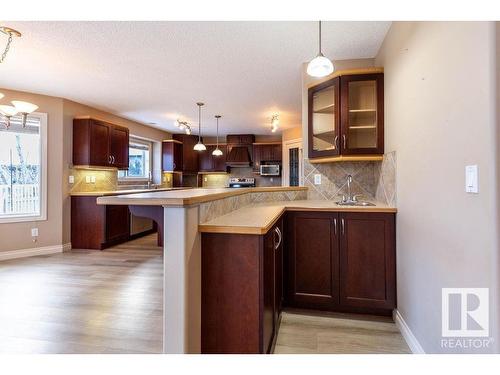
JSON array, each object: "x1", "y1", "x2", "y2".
[
  {"x1": 308, "y1": 70, "x2": 384, "y2": 160},
  {"x1": 285, "y1": 210, "x2": 395, "y2": 315},
  {"x1": 162, "y1": 140, "x2": 183, "y2": 172},
  {"x1": 73, "y1": 118, "x2": 129, "y2": 169},
  {"x1": 252, "y1": 143, "x2": 282, "y2": 172},
  {"x1": 201, "y1": 216, "x2": 283, "y2": 354},
  {"x1": 71, "y1": 196, "x2": 130, "y2": 250},
  {"x1": 199, "y1": 145, "x2": 227, "y2": 172},
  {"x1": 173, "y1": 134, "x2": 200, "y2": 173}
]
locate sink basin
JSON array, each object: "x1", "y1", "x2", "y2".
[{"x1": 335, "y1": 201, "x2": 376, "y2": 207}]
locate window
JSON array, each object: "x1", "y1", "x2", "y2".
[
  {"x1": 118, "y1": 138, "x2": 152, "y2": 181},
  {"x1": 0, "y1": 113, "x2": 47, "y2": 223}
]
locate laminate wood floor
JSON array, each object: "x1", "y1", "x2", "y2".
[
  {"x1": 0, "y1": 234, "x2": 409, "y2": 354},
  {"x1": 274, "y1": 309, "x2": 411, "y2": 354}
]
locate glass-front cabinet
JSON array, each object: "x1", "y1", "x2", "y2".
[
  {"x1": 341, "y1": 73, "x2": 384, "y2": 155},
  {"x1": 308, "y1": 72, "x2": 384, "y2": 159},
  {"x1": 308, "y1": 77, "x2": 340, "y2": 158}
]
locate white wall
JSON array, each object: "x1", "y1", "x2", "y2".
[{"x1": 376, "y1": 22, "x2": 499, "y2": 353}]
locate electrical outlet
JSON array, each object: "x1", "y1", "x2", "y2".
[
  {"x1": 31, "y1": 228, "x2": 39, "y2": 237},
  {"x1": 85, "y1": 175, "x2": 91, "y2": 183},
  {"x1": 68, "y1": 175, "x2": 75, "y2": 184},
  {"x1": 163, "y1": 175, "x2": 167, "y2": 182},
  {"x1": 90, "y1": 175, "x2": 96, "y2": 183},
  {"x1": 314, "y1": 174, "x2": 321, "y2": 185},
  {"x1": 204, "y1": 177, "x2": 208, "y2": 182},
  {"x1": 270, "y1": 178, "x2": 274, "y2": 183}
]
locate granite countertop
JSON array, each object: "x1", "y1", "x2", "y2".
[
  {"x1": 96, "y1": 186, "x2": 308, "y2": 206},
  {"x1": 198, "y1": 200, "x2": 397, "y2": 235},
  {"x1": 70, "y1": 187, "x2": 188, "y2": 197}
]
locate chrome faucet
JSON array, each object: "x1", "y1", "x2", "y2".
[
  {"x1": 346, "y1": 175, "x2": 353, "y2": 202},
  {"x1": 336, "y1": 174, "x2": 375, "y2": 206},
  {"x1": 147, "y1": 171, "x2": 153, "y2": 189}
]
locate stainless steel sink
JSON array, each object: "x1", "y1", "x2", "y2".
[{"x1": 335, "y1": 200, "x2": 376, "y2": 207}]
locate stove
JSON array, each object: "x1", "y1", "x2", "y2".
[{"x1": 228, "y1": 177, "x2": 255, "y2": 188}]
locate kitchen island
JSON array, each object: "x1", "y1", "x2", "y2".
[{"x1": 97, "y1": 187, "x2": 395, "y2": 353}]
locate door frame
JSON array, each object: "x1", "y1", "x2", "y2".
[{"x1": 282, "y1": 138, "x2": 304, "y2": 187}]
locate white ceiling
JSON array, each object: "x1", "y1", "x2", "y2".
[{"x1": 0, "y1": 21, "x2": 391, "y2": 136}]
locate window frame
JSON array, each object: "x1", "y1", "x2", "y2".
[
  {"x1": 0, "y1": 112, "x2": 48, "y2": 224},
  {"x1": 117, "y1": 136, "x2": 153, "y2": 183}
]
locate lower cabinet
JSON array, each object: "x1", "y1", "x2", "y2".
[
  {"x1": 71, "y1": 196, "x2": 131, "y2": 250},
  {"x1": 201, "y1": 216, "x2": 283, "y2": 354},
  {"x1": 285, "y1": 211, "x2": 396, "y2": 314}
]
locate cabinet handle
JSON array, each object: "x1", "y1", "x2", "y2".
[
  {"x1": 333, "y1": 218, "x2": 337, "y2": 236},
  {"x1": 341, "y1": 218, "x2": 345, "y2": 236},
  {"x1": 342, "y1": 135, "x2": 346, "y2": 149},
  {"x1": 173, "y1": 162, "x2": 176, "y2": 170},
  {"x1": 108, "y1": 155, "x2": 112, "y2": 164},
  {"x1": 274, "y1": 227, "x2": 282, "y2": 250},
  {"x1": 113, "y1": 155, "x2": 116, "y2": 164},
  {"x1": 334, "y1": 135, "x2": 339, "y2": 149}
]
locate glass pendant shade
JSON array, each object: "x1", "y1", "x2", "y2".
[
  {"x1": 0, "y1": 104, "x2": 18, "y2": 116},
  {"x1": 212, "y1": 147, "x2": 223, "y2": 156},
  {"x1": 11, "y1": 100, "x2": 38, "y2": 114},
  {"x1": 307, "y1": 53, "x2": 334, "y2": 78},
  {"x1": 0, "y1": 92, "x2": 4, "y2": 99},
  {"x1": 194, "y1": 142, "x2": 206, "y2": 151}
]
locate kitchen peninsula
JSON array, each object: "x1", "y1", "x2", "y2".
[{"x1": 97, "y1": 186, "x2": 396, "y2": 354}]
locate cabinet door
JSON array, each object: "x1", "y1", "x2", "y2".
[
  {"x1": 105, "y1": 205, "x2": 130, "y2": 244},
  {"x1": 110, "y1": 126, "x2": 129, "y2": 169},
  {"x1": 308, "y1": 77, "x2": 341, "y2": 158},
  {"x1": 273, "y1": 218, "x2": 284, "y2": 324},
  {"x1": 339, "y1": 212, "x2": 395, "y2": 309},
  {"x1": 262, "y1": 226, "x2": 275, "y2": 354},
  {"x1": 199, "y1": 146, "x2": 214, "y2": 171},
  {"x1": 182, "y1": 135, "x2": 200, "y2": 173},
  {"x1": 287, "y1": 211, "x2": 340, "y2": 309},
  {"x1": 162, "y1": 141, "x2": 183, "y2": 172},
  {"x1": 89, "y1": 120, "x2": 111, "y2": 166},
  {"x1": 271, "y1": 144, "x2": 282, "y2": 161},
  {"x1": 252, "y1": 145, "x2": 261, "y2": 172},
  {"x1": 212, "y1": 145, "x2": 227, "y2": 172},
  {"x1": 340, "y1": 73, "x2": 384, "y2": 155}
]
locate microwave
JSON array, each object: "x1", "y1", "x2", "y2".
[{"x1": 260, "y1": 164, "x2": 280, "y2": 176}]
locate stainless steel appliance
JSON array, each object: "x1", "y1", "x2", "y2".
[
  {"x1": 228, "y1": 177, "x2": 255, "y2": 188},
  {"x1": 260, "y1": 164, "x2": 280, "y2": 176}
]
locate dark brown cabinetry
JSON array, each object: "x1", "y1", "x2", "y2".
[
  {"x1": 201, "y1": 216, "x2": 283, "y2": 354},
  {"x1": 308, "y1": 72, "x2": 384, "y2": 159},
  {"x1": 226, "y1": 134, "x2": 255, "y2": 167},
  {"x1": 162, "y1": 140, "x2": 183, "y2": 172},
  {"x1": 162, "y1": 135, "x2": 200, "y2": 174},
  {"x1": 199, "y1": 145, "x2": 227, "y2": 172},
  {"x1": 285, "y1": 211, "x2": 395, "y2": 314},
  {"x1": 71, "y1": 196, "x2": 130, "y2": 250},
  {"x1": 73, "y1": 118, "x2": 130, "y2": 169},
  {"x1": 253, "y1": 143, "x2": 282, "y2": 172}
]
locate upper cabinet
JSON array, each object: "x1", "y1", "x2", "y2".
[
  {"x1": 199, "y1": 145, "x2": 227, "y2": 172},
  {"x1": 308, "y1": 71, "x2": 384, "y2": 160},
  {"x1": 162, "y1": 139, "x2": 183, "y2": 172},
  {"x1": 73, "y1": 118, "x2": 129, "y2": 169},
  {"x1": 253, "y1": 143, "x2": 282, "y2": 172}
]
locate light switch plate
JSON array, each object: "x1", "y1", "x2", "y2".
[
  {"x1": 90, "y1": 175, "x2": 96, "y2": 183},
  {"x1": 68, "y1": 175, "x2": 74, "y2": 184},
  {"x1": 85, "y1": 175, "x2": 91, "y2": 183},
  {"x1": 314, "y1": 174, "x2": 321, "y2": 185},
  {"x1": 465, "y1": 165, "x2": 478, "y2": 193},
  {"x1": 31, "y1": 228, "x2": 39, "y2": 237}
]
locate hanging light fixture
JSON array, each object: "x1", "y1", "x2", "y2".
[
  {"x1": 0, "y1": 99, "x2": 39, "y2": 129},
  {"x1": 212, "y1": 115, "x2": 223, "y2": 156},
  {"x1": 193, "y1": 102, "x2": 206, "y2": 151},
  {"x1": 307, "y1": 21, "x2": 334, "y2": 78},
  {"x1": 0, "y1": 104, "x2": 18, "y2": 129},
  {"x1": 176, "y1": 119, "x2": 192, "y2": 135},
  {"x1": 0, "y1": 26, "x2": 22, "y2": 64}
]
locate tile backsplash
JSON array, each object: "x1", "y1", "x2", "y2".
[
  {"x1": 304, "y1": 151, "x2": 396, "y2": 206},
  {"x1": 68, "y1": 168, "x2": 117, "y2": 193},
  {"x1": 201, "y1": 167, "x2": 281, "y2": 188}
]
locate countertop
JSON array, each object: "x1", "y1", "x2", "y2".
[
  {"x1": 96, "y1": 186, "x2": 308, "y2": 206},
  {"x1": 198, "y1": 200, "x2": 397, "y2": 235},
  {"x1": 70, "y1": 187, "x2": 188, "y2": 197}
]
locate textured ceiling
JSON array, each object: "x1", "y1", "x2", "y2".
[{"x1": 0, "y1": 21, "x2": 391, "y2": 136}]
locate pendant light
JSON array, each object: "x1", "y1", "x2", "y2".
[
  {"x1": 307, "y1": 21, "x2": 334, "y2": 78},
  {"x1": 193, "y1": 102, "x2": 206, "y2": 151},
  {"x1": 212, "y1": 115, "x2": 223, "y2": 156}
]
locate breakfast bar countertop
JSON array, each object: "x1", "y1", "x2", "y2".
[
  {"x1": 70, "y1": 187, "x2": 188, "y2": 197},
  {"x1": 198, "y1": 200, "x2": 397, "y2": 235},
  {"x1": 96, "y1": 186, "x2": 308, "y2": 206}
]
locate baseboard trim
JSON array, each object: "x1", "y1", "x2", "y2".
[
  {"x1": 0, "y1": 243, "x2": 67, "y2": 261},
  {"x1": 393, "y1": 309, "x2": 425, "y2": 354}
]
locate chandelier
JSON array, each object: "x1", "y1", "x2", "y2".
[
  {"x1": 0, "y1": 93, "x2": 39, "y2": 129},
  {"x1": 0, "y1": 26, "x2": 21, "y2": 64}
]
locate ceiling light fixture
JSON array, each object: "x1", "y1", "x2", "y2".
[
  {"x1": 212, "y1": 115, "x2": 223, "y2": 156},
  {"x1": 193, "y1": 102, "x2": 206, "y2": 151},
  {"x1": 0, "y1": 99, "x2": 39, "y2": 129},
  {"x1": 0, "y1": 26, "x2": 22, "y2": 64},
  {"x1": 307, "y1": 21, "x2": 334, "y2": 78},
  {"x1": 176, "y1": 119, "x2": 192, "y2": 135},
  {"x1": 271, "y1": 113, "x2": 279, "y2": 133}
]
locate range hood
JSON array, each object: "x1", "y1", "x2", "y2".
[{"x1": 226, "y1": 146, "x2": 252, "y2": 167}]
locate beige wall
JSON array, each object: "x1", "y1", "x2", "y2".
[
  {"x1": 282, "y1": 127, "x2": 302, "y2": 142},
  {"x1": 0, "y1": 89, "x2": 171, "y2": 252},
  {"x1": 375, "y1": 22, "x2": 499, "y2": 353}
]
